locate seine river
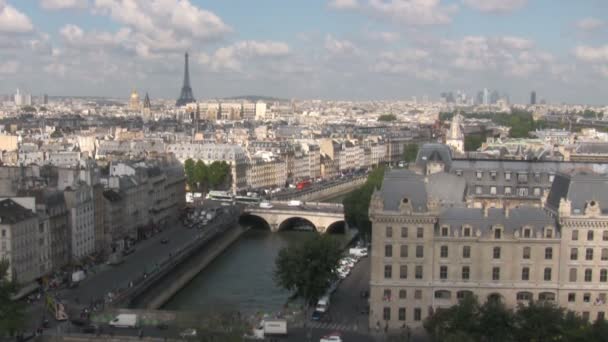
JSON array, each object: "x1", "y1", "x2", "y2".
[{"x1": 163, "y1": 211, "x2": 349, "y2": 314}]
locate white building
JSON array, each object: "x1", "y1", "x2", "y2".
[
  {"x1": 255, "y1": 101, "x2": 267, "y2": 120},
  {"x1": 446, "y1": 113, "x2": 465, "y2": 154},
  {"x1": 64, "y1": 184, "x2": 95, "y2": 260}
]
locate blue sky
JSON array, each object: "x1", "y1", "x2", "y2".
[{"x1": 0, "y1": 0, "x2": 607, "y2": 104}]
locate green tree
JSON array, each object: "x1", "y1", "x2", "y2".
[
  {"x1": 50, "y1": 130, "x2": 63, "y2": 138},
  {"x1": 20, "y1": 106, "x2": 36, "y2": 113},
  {"x1": 514, "y1": 301, "x2": 565, "y2": 342},
  {"x1": 274, "y1": 235, "x2": 342, "y2": 317},
  {"x1": 184, "y1": 159, "x2": 196, "y2": 189},
  {"x1": 402, "y1": 143, "x2": 419, "y2": 163},
  {"x1": 378, "y1": 114, "x2": 397, "y2": 122},
  {"x1": 464, "y1": 134, "x2": 486, "y2": 151},
  {"x1": 477, "y1": 299, "x2": 514, "y2": 342},
  {"x1": 342, "y1": 165, "x2": 385, "y2": 240},
  {"x1": 0, "y1": 261, "x2": 25, "y2": 336},
  {"x1": 194, "y1": 160, "x2": 208, "y2": 190}
]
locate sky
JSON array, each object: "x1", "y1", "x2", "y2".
[{"x1": 0, "y1": 0, "x2": 607, "y2": 104}]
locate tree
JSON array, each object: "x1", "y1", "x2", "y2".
[
  {"x1": 274, "y1": 235, "x2": 342, "y2": 316},
  {"x1": 50, "y1": 130, "x2": 63, "y2": 138},
  {"x1": 207, "y1": 161, "x2": 231, "y2": 190},
  {"x1": 184, "y1": 159, "x2": 196, "y2": 190},
  {"x1": 477, "y1": 299, "x2": 514, "y2": 342},
  {"x1": 464, "y1": 134, "x2": 486, "y2": 151},
  {"x1": 513, "y1": 301, "x2": 565, "y2": 342},
  {"x1": 20, "y1": 106, "x2": 36, "y2": 113},
  {"x1": 378, "y1": 114, "x2": 397, "y2": 122},
  {"x1": 0, "y1": 261, "x2": 25, "y2": 336},
  {"x1": 194, "y1": 160, "x2": 208, "y2": 190},
  {"x1": 342, "y1": 166, "x2": 385, "y2": 240},
  {"x1": 402, "y1": 144, "x2": 419, "y2": 163}
]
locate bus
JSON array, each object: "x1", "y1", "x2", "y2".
[
  {"x1": 296, "y1": 180, "x2": 312, "y2": 190},
  {"x1": 235, "y1": 195, "x2": 261, "y2": 205},
  {"x1": 206, "y1": 191, "x2": 234, "y2": 202}
]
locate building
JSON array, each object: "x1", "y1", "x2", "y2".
[
  {"x1": 531, "y1": 91, "x2": 537, "y2": 105},
  {"x1": 368, "y1": 167, "x2": 608, "y2": 331},
  {"x1": 255, "y1": 101, "x2": 267, "y2": 120},
  {"x1": 246, "y1": 158, "x2": 287, "y2": 190},
  {"x1": 445, "y1": 113, "x2": 465, "y2": 154},
  {"x1": 64, "y1": 183, "x2": 95, "y2": 260},
  {"x1": 129, "y1": 90, "x2": 140, "y2": 112},
  {"x1": 0, "y1": 199, "x2": 41, "y2": 284},
  {"x1": 141, "y1": 93, "x2": 151, "y2": 120},
  {"x1": 14, "y1": 89, "x2": 22, "y2": 106}
]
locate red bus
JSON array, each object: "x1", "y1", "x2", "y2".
[{"x1": 296, "y1": 180, "x2": 312, "y2": 190}]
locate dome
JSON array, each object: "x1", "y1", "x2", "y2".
[{"x1": 130, "y1": 90, "x2": 139, "y2": 100}]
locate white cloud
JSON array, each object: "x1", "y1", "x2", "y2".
[
  {"x1": 325, "y1": 34, "x2": 358, "y2": 55},
  {"x1": 40, "y1": 0, "x2": 88, "y2": 10},
  {"x1": 462, "y1": 0, "x2": 527, "y2": 13},
  {"x1": 328, "y1": 0, "x2": 359, "y2": 10},
  {"x1": 0, "y1": 60, "x2": 19, "y2": 74},
  {"x1": 0, "y1": 1, "x2": 34, "y2": 33},
  {"x1": 59, "y1": 24, "x2": 131, "y2": 48},
  {"x1": 367, "y1": 0, "x2": 457, "y2": 26},
  {"x1": 574, "y1": 45, "x2": 608, "y2": 62},
  {"x1": 365, "y1": 30, "x2": 400, "y2": 43},
  {"x1": 205, "y1": 40, "x2": 290, "y2": 72},
  {"x1": 373, "y1": 49, "x2": 446, "y2": 81},
  {"x1": 576, "y1": 17, "x2": 605, "y2": 31}
]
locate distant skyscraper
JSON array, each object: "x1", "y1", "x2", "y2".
[
  {"x1": 14, "y1": 88, "x2": 22, "y2": 106},
  {"x1": 489, "y1": 90, "x2": 499, "y2": 105},
  {"x1": 43, "y1": 94, "x2": 48, "y2": 105},
  {"x1": 483, "y1": 88, "x2": 489, "y2": 106},
  {"x1": 176, "y1": 52, "x2": 196, "y2": 107},
  {"x1": 530, "y1": 91, "x2": 537, "y2": 105}
]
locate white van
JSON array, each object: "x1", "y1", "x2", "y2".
[
  {"x1": 287, "y1": 200, "x2": 302, "y2": 207},
  {"x1": 109, "y1": 314, "x2": 138, "y2": 328},
  {"x1": 259, "y1": 202, "x2": 273, "y2": 209},
  {"x1": 316, "y1": 295, "x2": 330, "y2": 313}
]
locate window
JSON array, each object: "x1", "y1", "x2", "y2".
[
  {"x1": 523, "y1": 228, "x2": 531, "y2": 238},
  {"x1": 534, "y1": 187, "x2": 541, "y2": 196},
  {"x1": 493, "y1": 247, "x2": 501, "y2": 259},
  {"x1": 398, "y1": 308, "x2": 406, "y2": 321},
  {"x1": 414, "y1": 308, "x2": 421, "y2": 321},
  {"x1": 545, "y1": 247, "x2": 553, "y2": 260},
  {"x1": 604, "y1": 231, "x2": 608, "y2": 241},
  {"x1": 415, "y1": 265, "x2": 423, "y2": 279},
  {"x1": 601, "y1": 269, "x2": 608, "y2": 282},
  {"x1": 494, "y1": 229, "x2": 502, "y2": 239},
  {"x1": 383, "y1": 289, "x2": 392, "y2": 302},
  {"x1": 584, "y1": 293, "x2": 591, "y2": 303},
  {"x1": 1, "y1": 229, "x2": 4, "y2": 237},
  {"x1": 588, "y1": 230, "x2": 594, "y2": 241},
  {"x1": 539, "y1": 292, "x2": 555, "y2": 301},
  {"x1": 572, "y1": 230, "x2": 579, "y2": 241},
  {"x1": 490, "y1": 171, "x2": 497, "y2": 180},
  {"x1": 416, "y1": 246, "x2": 424, "y2": 258},
  {"x1": 505, "y1": 186, "x2": 512, "y2": 195},
  {"x1": 549, "y1": 174, "x2": 555, "y2": 182},
  {"x1": 568, "y1": 293, "x2": 576, "y2": 302},
  {"x1": 518, "y1": 173, "x2": 528, "y2": 183},
  {"x1": 492, "y1": 267, "x2": 500, "y2": 281},
  {"x1": 400, "y1": 265, "x2": 408, "y2": 279},
  {"x1": 385, "y1": 245, "x2": 393, "y2": 258},
  {"x1": 463, "y1": 246, "x2": 471, "y2": 258},
  {"x1": 386, "y1": 226, "x2": 393, "y2": 238},
  {"x1": 569, "y1": 268, "x2": 577, "y2": 282},
  {"x1": 440, "y1": 266, "x2": 448, "y2": 280},
  {"x1": 544, "y1": 268, "x2": 552, "y2": 281},
  {"x1": 585, "y1": 269, "x2": 592, "y2": 282},
  {"x1": 383, "y1": 307, "x2": 391, "y2": 321},
  {"x1": 463, "y1": 227, "x2": 471, "y2": 237},
  {"x1": 462, "y1": 266, "x2": 470, "y2": 280},
  {"x1": 414, "y1": 290, "x2": 422, "y2": 299},
  {"x1": 399, "y1": 290, "x2": 407, "y2": 299},
  {"x1": 586, "y1": 248, "x2": 594, "y2": 261},
  {"x1": 441, "y1": 227, "x2": 449, "y2": 237},
  {"x1": 384, "y1": 265, "x2": 392, "y2": 279},
  {"x1": 546, "y1": 229, "x2": 553, "y2": 238},
  {"x1": 476, "y1": 171, "x2": 482, "y2": 179},
  {"x1": 522, "y1": 267, "x2": 530, "y2": 281},
  {"x1": 400, "y1": 245, "x2": 408, "y2": 258},
  {"x1": 490, "y1": 186, "x2": 497, "y2": 195},
  {"x1": 523, "y1": 247, "x2": 531, "y2": 259},
  {"x1": 571, "y1": 248, "x2": 578, "y2": 260},
  {"x1": 440, "y1": 246, "x2": 448, "y2": 258},
  {"x1": 602, "y1": 248, "x2": 608, "y2": 261},
  {"x1": 401, "y1": 227, "x2": 408, "y2": 238},
  {"x1": 518, "y1": 187, "x2": 528, "y2": 196},
  {"x1": 475, "y1": 186, "x2": 483, "y2": 195},
  {"x1": 457, "y1": 291, "x2": 473, "y2": 299},
  {"x1": 505, "y1": 172, "x2": 511, "y2": 181},
  {"x1": 517, "y1": 292, "x2": 532, "y2": 301},
  {"x1": 417, "y1": 227, "x2": 424, "y2": 238}
]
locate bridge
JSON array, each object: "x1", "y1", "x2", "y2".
[{"x1": 242, "y1": 201, "x2": 346, "y2": 234}]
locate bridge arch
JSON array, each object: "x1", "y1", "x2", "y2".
[
  {"x1": 238, "y1": 213, "x2": 271, "y2": 231},
  {"x1": 326, "y1": 220, "x2": 346, "y2": 234},
  {"x1": 278, "y1": 217, "x2": 317, "y2": 233}
]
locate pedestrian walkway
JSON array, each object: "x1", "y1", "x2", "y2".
[{"x1": 293, "y1": 320, "x2": 361, "y2": 332}]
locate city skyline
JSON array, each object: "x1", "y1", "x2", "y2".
[{"x1": 0, "y1": 1, "x2": 607, "y2": 104}]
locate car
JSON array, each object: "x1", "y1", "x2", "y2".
[
  {"x1": 311, "y1": 310, "x2": 323, "y2": 321},
  {"x1": 160, "y1": 238, "x2": 169, "y2": 244},
  {"x1": 320, "y1": 332, "x2": 342, "y2": 342},
  {"x1": 81, "y1": 325, "x2": 98, "y2": 334},
  {"x1": 180, "y1": 328, "x2": 197, "y2": 338}
]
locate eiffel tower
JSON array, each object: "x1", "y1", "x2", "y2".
[{"x1": 176, "y1": 52, "x2": 196, "y2": 106}]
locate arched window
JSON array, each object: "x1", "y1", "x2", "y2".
[
  {"x1": 516, "y1": 291, "x2": 533, "y2": 301},
  {"x1": 457, "y1": 290, "x2": 473, "y2": 300},
  {"x1": 434, "y1": 290, "x2": 452, "y2": 300},
  {"x1": 539, "y1": 292, "x2": 556, "y2": 301},
  {"x1": 487, "y1": 293, "x2": 502, "y2": 303}
]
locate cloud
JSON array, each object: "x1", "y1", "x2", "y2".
[
  {"x1": 40, "y1": 0, "x2": 88, "y2": 10},
  {"x1": 0, "y1": 60, "x2": 19, "y2": 74},
  {"x1": 576, "y1": 17, "x2": 605, "y2": 31},
  {"x1": 59, "y1": 24, "x2": 131, "y2": 48},
  {"x1": 373, "y1": 49, "x2": 446, "y2": 81},
  {"x1": 462, "y1": 0, "x2": 527, "y2": 13},
  {"x1": 0, "y1": 1, "x2": 34, "y2": 33},
  {"x1": 574, "y1": 45, "x2": 608, "y2": 62},
  {"x1": 325, "y1": 34, "x2": 358, "y2": 55},
  {"x1": 328, "y1": 0, "x2": 359, "y2": 10},
  {"x1": 367, "y1": 0, "x2": 457, "y2": 26},
  {"x1": 205, "y1": 40, "x2": 290, "y2": 72},
  {"x1": 365, "y1": 30, "x2": 400, "y2": 43}
]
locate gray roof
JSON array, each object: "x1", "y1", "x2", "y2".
[
  {"x1": 426, "y1": 172, "x2": 466, "y2": 205},
  {"x1": 546, "y1": 173, "x2": 608, "y2": 214},
  {"x1": 438, "y1": 207, "x2": 554, "y2": 234},
  {"x1": 379, "y1": 169, "x2": 428, "y2": 212},
  {"x1": 415, "y1": 144, "x2": 452, "y2": 168}
]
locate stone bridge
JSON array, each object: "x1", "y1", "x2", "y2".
[{"x1": 242, "y1": 201, "x2": 346, "y2": 234}]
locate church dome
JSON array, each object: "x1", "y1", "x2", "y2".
[{"x1": 130, "y1": 90, "x2": 139, "y2": 101}]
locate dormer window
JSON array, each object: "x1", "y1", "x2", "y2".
[
  {"x1": 494, "y1": 228, "x2": 502, "y2": 239},
  {"x1": 505, "y1": 172, "x2": 511, "y2": 181},
  {"x1": 441, "y1": 227, "x2": 449, "y2": 237},
  {"x1": 490, "y1": 171, "x2": 497, "y2": 180},
  {"x1": 463, "y1": 227, "x2": 471, "y2": 237},
  {"x1": 523, "y1": 228, "x2": 531, "y2": 238},
  {"x1": 476, "y1": 171, "x2": 483, "y2": 179},
  {"x1": 545, "y1": 228, "x2": 553, "y2": 239},
  {"x1": 549, "y1": 174, "x2": 555, "y2": 182},
  {"x1": 456, "y1": 170, "x2": 463, "y2": 176}
]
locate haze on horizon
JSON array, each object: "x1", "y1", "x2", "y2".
[{"x1": 0, "y1": 0, "x2": 607, "y2": 105}]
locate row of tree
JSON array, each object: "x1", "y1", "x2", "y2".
[
  {"x1": 183, "y1": 159, "x2": 232, "y2": 192},
  {"x1": 440, "y1": 110, "x2": 538, "y2": 139},
  {"x1": 0, "y1": 261, "x2": 24, "y2": 336},
  {"x1": 342, "y1": 165, "x2": 386, "y2": 240},
  {"x1": 425, "y1": 295, "x2": 608, "y2": 342}
]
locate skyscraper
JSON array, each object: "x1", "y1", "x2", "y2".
[
  {"x1": 176, "y1": 52, "x2": 196, "y2": 107},
  {"x1": 482, "y1": 88, "x2": 489, "y2": 106},
  {"x1": 530, "y1": 91, "x2": 536, "y2": 105},
  {"x1": 43, "y1": 94, "x2": 48, "y2": 105}
]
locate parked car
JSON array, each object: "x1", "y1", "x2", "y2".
[
  {"x1": 160, "y1": 238, "x2": 169, "y2": 244},
  {"x1": 311, "y1": 311, "x2": 323, "y2": 321},
  {"x1": 320, "y1": 332, "x2": 342, "y2": 342},
  {"x1": 180, "y1": 328, "x2": 197, "y2": 338}
]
